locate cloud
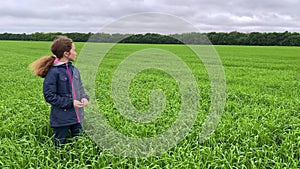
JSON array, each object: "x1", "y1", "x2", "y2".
[{"x1": 0, "y1": 0, "x2": 299, "y2": 33}]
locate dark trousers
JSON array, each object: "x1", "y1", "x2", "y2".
[{"x1": 53, "y1": 123, "x2": 82, "y2": 146}]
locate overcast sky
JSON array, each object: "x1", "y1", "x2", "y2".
[{"x1": 0, "y1": 0, "x2": 299, "y2": 34}]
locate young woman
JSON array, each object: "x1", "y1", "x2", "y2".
[{"x1": 30, "y1": 37, "x2": 89, "y2": 146}]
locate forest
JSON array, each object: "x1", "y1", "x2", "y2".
[{"x1": 0, "y1": 31, "x2": 299, "y2": 46}]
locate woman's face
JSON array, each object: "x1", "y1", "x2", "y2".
[{"x1": 65, "y1": 43, "x2": 77, "y2": 61}]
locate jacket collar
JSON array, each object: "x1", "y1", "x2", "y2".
[{"x1": 53, "y1": 58, "x2": 72, "y2": 67}]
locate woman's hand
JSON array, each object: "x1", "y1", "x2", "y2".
[
  {"x1": 81, "y1": 98, "x2": 89, "y2": 107},
  {"x1": 73, "y1": 100, "x2": 84, "y2": 108}
]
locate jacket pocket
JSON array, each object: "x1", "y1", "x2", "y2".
[{"x1": 57, "y1": 76, "x2": 69, "y2": 94}]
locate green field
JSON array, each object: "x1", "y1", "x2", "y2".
[{"x1": 0, "y1": 41, "x2": 299, "y2": 168}]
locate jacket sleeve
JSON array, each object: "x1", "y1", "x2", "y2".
[
  {"x1": 78, "y1": 70, "x2": 89, "y2": 101},
  {"x1": 74, "y1": 67, "x2": 89, "y2": 101},
  {"x1": 43, "y1": 69, "x2": 73, "y2": 108}
]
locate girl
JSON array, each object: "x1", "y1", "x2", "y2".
[{"x1": 30, "y1": 36, "x2": 89, "y2": 146}]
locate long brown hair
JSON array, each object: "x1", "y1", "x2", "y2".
[{"x1": 29, "y1": 36, "x2": 73, "y2": 77}]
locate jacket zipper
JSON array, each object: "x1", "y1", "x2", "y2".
[{"x1": 66, "y1": 63, "x2": 81, "y2": 123}]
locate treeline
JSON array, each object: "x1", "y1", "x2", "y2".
[{"x1": 0, "y1": 31, "x2": 300, "y2": 46}]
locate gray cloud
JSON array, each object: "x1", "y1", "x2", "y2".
[{"x1": 0, "y1": 0, "x2": 299, "y2": 33}]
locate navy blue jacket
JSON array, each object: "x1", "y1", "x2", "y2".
[{"x1": 43, "y1": 62, "x2": 88, "y2": 127}]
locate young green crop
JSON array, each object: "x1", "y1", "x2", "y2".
[{"x1": 0, "y1": 41, "x2": 299, "y2": 168}]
